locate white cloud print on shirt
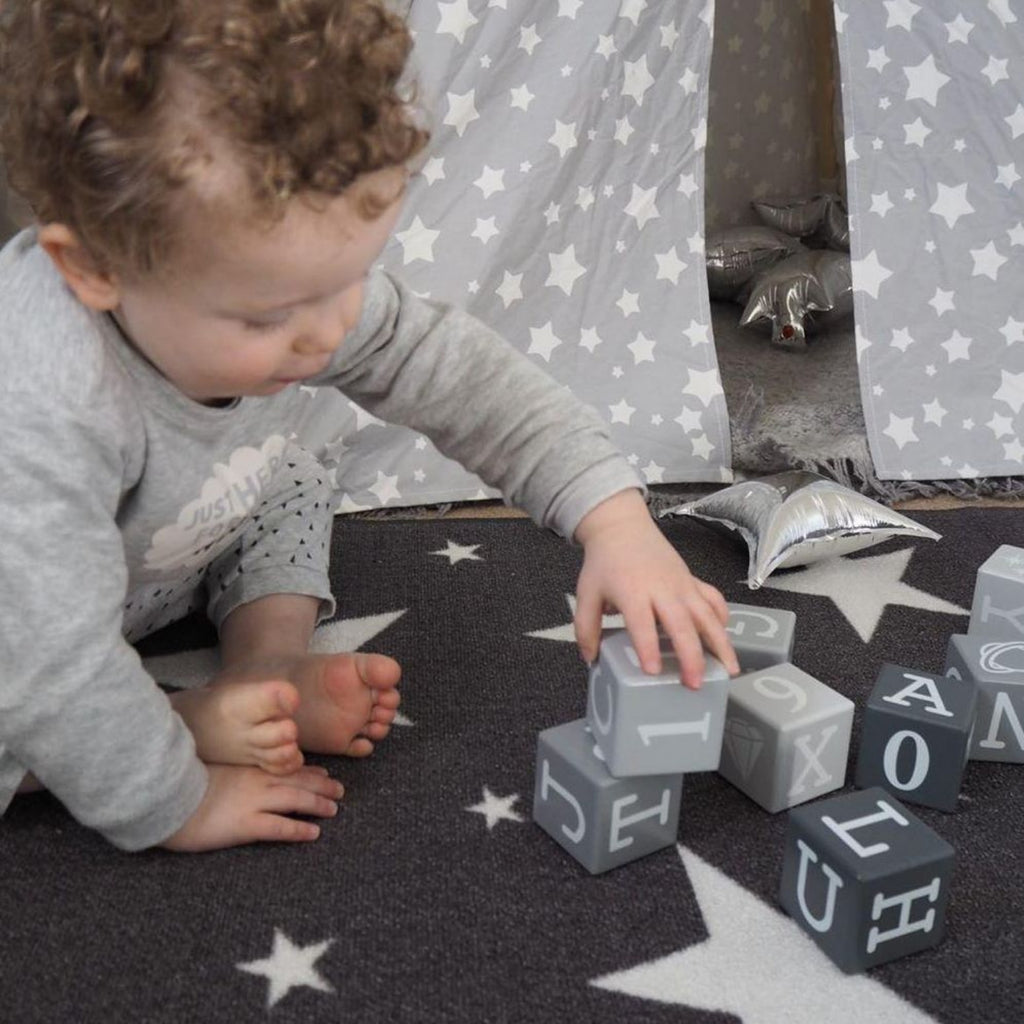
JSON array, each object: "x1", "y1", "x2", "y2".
[{"x1": 143, "y1": 435, "x2": 288, "y2": 573}]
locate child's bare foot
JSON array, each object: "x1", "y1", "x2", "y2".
[
  {"x1": 285, "y1": 651, "x2": 402, "y2": 758},
  {"x1": 170, "y1": 679, "x2": 304, "y2": 775}
]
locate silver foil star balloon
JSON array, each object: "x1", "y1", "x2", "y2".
[{"x1": 660, "y1": 471, "x2": 941, "y2": 589}]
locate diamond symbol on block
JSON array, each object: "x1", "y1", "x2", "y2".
[{"x1": 723, "y1": 717, "x2": 764, "y2": 779}]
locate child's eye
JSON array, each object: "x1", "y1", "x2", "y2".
[{"x1": 241, "y1": 313, "x2": 291, "y2": 333}]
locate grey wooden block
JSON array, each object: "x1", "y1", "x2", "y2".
[
  {"x1": 779, "y1": 787, "x2": 955, "y2": 973},
  {"x1": 717, "y1": 663, "x2": 854, "y2": 813},
  {"x1": 969, "y1": 544, "x2": 1024, "y2": 639},
  {"x1": 584, "y1": 628, "x2": 729, "y2": 778},
  {"x1": 855, "y1": 664, "x2": 977, "y2": 812},
  {"x1": 944, "y1": 634, "x2": 1024, "y2": 763},
  {"x1": 726, "y1": 602, "x2": 796, "y2": 670},
  {"x1": 532, "y1": 718, "x2": 683, "y2": 875}
]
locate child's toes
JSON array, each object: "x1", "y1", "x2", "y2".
[
  {"x1": 260, "y1": 747, "x2": 305, "y2": 774},
  {"x1": 361, "y1": 720, "x2": 392, "y2": 742},
  {"x1": 372, "y1": 688, "x2": 401, "y2": 711},
  {"x1": 369, "y1": 704, "x2": 396, "y2": 726},
  {"x1": 344, "y1": 736, "x2": 375, "y2": 758},
  {"x1": 249, "y1": 718, "x2": 299, "y2": 750}
]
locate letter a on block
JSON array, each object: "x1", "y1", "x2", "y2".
[
  {"x1": 882, "y1": 673, "x2": 954, "y2": 717},
  {"x1": 794, "y1": 839, "x2": 844, "y2": 933}
]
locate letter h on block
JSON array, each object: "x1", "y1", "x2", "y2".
[
  {"x1": 855, "y1": 664, "x2": 977, "y2": 812},
  {"x1": 778, "y1": 787, "x2": 955, "y2": 973},
  {"x1": 532, "y1": 719, "x2": 683, "y2": 874},
  {"x1": 585, "y1": 628, "x2": 729, "y2": 777}
]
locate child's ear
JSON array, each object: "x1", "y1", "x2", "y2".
[{"x1": 37, "y1": 224, "x2": 122, "y2": 311}]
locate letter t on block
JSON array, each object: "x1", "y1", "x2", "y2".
[{"x1": 778, "y1": 787, "x2": 955, "y2": 973}]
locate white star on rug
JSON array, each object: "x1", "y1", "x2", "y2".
[
  {"x1": 430, "y1": 540, "x2": 483, "y2": 565},
  {"x1": 526, "y1": 594, "x2": 624, "y2": 642},
  {"x1": 142, "y1": 610, "x2": 407, "y2": 688},
  {"x1": 237, "y1": 929, "x2": 334, "y2": 1009},
  {"x1": 466, "y1": 787, "x2": 524, "y2": 830},
  {"x1": 592, "y1": 846, "x2": 939, "y2": 1023},
  {"x1": 762, "y1": 548, "x2": 967, "y2": 643}
]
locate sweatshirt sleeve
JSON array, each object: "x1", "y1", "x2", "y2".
[
  {"x1": 314, "y1": 271, "x2": 645, "y2": 538},
  {"x1": 0, "y1": 394, "x2": 208, "y2": 850}
]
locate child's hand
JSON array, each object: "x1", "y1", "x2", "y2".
[
  {"x1": 573, "y1": 489, "x2": 739, "y2": 689},
  {"x1": 161, "y1": 763, "x2": 344, "y2": 852}
]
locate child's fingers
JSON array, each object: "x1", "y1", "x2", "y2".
[
  {"x1": 573, "y1": 587, "x2": 605, "y2": 664},
  {"x1": 695, "y1": 579, "x2": 731, "y2": 625},
  {"x1": 280, "y1": 767, "x2": 346, "y2": 799},
  {"x1": 263, "y1": 781, "x2": 341, "y2": 821},
  {"x1": 621, "y1": 604, "x2": 665, "y2": 677},
  {"x1": 691, "y1": 598, "x2": 740, "y2": 677},
  {"x1": 251, "y1": 813, "x2": 322, "y2": 844},
  {"x1": 652, "y1": 601, "x2": 705, "y2": 689}
]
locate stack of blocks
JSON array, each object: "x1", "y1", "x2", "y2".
[{"x1": 534, "y1": 547, "x2": 1024, "y2": 972}]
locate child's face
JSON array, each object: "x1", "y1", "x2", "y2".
[{"x1": 113, "y1": 169, "x2": 404, "y2": 404}]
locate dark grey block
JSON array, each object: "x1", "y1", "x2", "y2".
[
  {"x1": 779, "y1": 787, "x2": 955, "y2": 973},
  {"x1": 944, "y1": 634, "x2": 1024, "y2": 763},
  {"x1": 726, "y1": 602, "x2": 796, "y2": 670},
  {"x1": 718, "y1": 663, "x2": 853, "y2": 813},
  {"x1": 532, "y1": 718, "x2": 683, "y2": 875},
  {"x1": 969, "y1": 544, "x2": 1024, "y2": 639},
  {"x1": 855, "y1": 664, "x2": 977, "y2": 812},
  {"x1": 584, "y1": 628, "x2": 729, "y2": 777}
]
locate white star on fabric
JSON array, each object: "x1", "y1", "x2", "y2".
[
  {"x1": 628, "y1": 333, "x2": 657, "y2": 364},
  {"x1": 466, "y1": 787, "x2": 524, "y2": 830},
  {"x1": 941, "y1": 331, "x2": 971, "y2": 362},
  {"x1": 922, "y1": 399, "x2": 946, "y2": 425},
  {"x1": 996, "y1": 164, "x2": 1021, "y2": 190},
  {"x1": 683, "y1": 320, "x2": 711, "y2": 346},
  {"x1": 971, "y1": 241, "x2": 1007, "y2": 281},
  {"x1": 580, "y1": 327, "x2": 603, "y2": 353},
  {"x1": 655, "y1": 246, "x2": 688, "y2": 284},
  {"x1": 622, "y1": 56, "x2": 655, "y2": 105},
  {"x1": 850, "y1": 250, "x2": 892, "y2": 299},
  {"x1": 678, "y1": 173, "x2": 699, "y2": 198},
  {"x1": 929, "y1": 182, "x2": 973, "y2": 228},
  {"x1": 548, "y1": 119, "x2": 578, "y2": 158},
  {"x1": 595, "y1": 34, "x2": 617, "y2": 59},
  {"x1": 642, "y1": 460, "x2": 666, "y2": 483},
  {"x1": 614, "y1": 116, "x2": 635, "y2": 146},
  {"x1": 496, "y1": 271, "x2": 523, "y2": 308},
  {"x1": 510, "y1": 84, "x2": 535, "y2": 111},
  {"x1": 518, "y1": 23, "x2": 542, "y2": 56},
  {"x1": 1006, "y1": 105, "x2": 1024, "y2": 140},
  {"x1": 546, "y1": 244, "x2": 587, "y2": 295},
  {"x1": 691, "y1": 434, "x2": 715, "y2": 460},
  {"x1": 557, "y1": 0, "x2": 583, "y2": 18},
  {"x1": 766, "y1": 549, "x2": 965, "y2": 644},
  {"x1": 436, "y1": 0, "x2": 478, "y2": 44},
  {"x1": 870, "y1": 192, "x2": 894, "y2": 216},
  {"x1": 903, "y1": 117, "x2": 930, "y2": 146},
  {"x1": 994, "y1": 370, "x2": 1024, "y2": 414},
  {"x1": 369, "y1": 471, "x2": 401, "y2": 505},
  {"x1": 929, "y1": 288, "x2": 956, "y2": 316},
  {"x1": 237, "y1": 930, "x2": 334, "y2": 1009},
  {"x1": 471, "y1": 217, "x2": 499, "y2": 244},
  {"x1": 592, "y1": 846, "x2": 941, "y2": 1023},
  {"x1": 443, "y1": 90, "x2": 480, "y2": 136},
  {"x1": 660, "y1": 22, "x2": 680, "y2": 49},
  {"x1": 609, "y1": 399, "x2": 636, "y2": 424},
  {"x1": 420, "y1": 157, "x2": 445, "y2": 185},
  {"x1": 989, "y1": 412, "x2": 1015, "y2": 438},
  {"x1": 991, "y1": 0, "x2": 1018, "y2": 27},
  {"x1": 618, "y1": 0, "x2": 647, "y2": 27},
  {"x1": 473, "y1": 165, "x2": 505, "y2": 198},
  {"x1": 866, "y1": 46, "x2": 890, "y2": 71},
  {"x1": 616, "y1": 290, "x2": 640, "y2": 316},
  {"x1": 890, "y1": 328, "x2": 915, "y2": 352},
  {"x1": 576, "y1": 185, "x2": 596, "y2": 212},
  {"x1": 528, "y1": 322, "x2": 563, "y2": 361},
  {"x1": 430, "y1": 540, "x2": 483, "y2": 565},
  {"x1": 678, "y1": 68, "x2": 699, "y2": 95},
  {"x1": 884, "y1": 0, "x2": 921, "y2": 32},
  {"x1": 1000, "y1": 317, "x2": 1024, "y2": 345},
  {"x1": 944, "y1": 14, "x2": 973, "y2": 44},
  {"x1": 982, "y1": 56, "x2": 1010, "y2": 86},
  {"x1": 882, "y1": 412, "x2": 919, "y2": 449},
  {"x1": 394, "y1": 216, "x2": 439, "y2": 265},
  {"x1": 685, "y1": 367, "x2": 724, "y2": 407},
  {"x1": 675, "y1": 406, "x2": 703, "y2": 432},
  {"x1": 624, "y1": 184, "x2": 661, "y2": 230}
]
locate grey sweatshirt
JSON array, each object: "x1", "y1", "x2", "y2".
[{"x1": 0, "y1": 231, "x2": 642, "y2": 850}]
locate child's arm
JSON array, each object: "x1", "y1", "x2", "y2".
[{"x1": 573, "y1": 489, "x2": 739, "y2": 689}]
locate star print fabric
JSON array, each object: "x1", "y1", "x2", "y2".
[
  {"x1": 293, "y1": 0, "x2": 732, "y2": 510},
  {"x1": 834, "y1": 1, "x2": 1024, "y2": 481}
]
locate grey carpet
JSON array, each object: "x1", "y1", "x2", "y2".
[{"x1": 3, "y1": 511, "x2": 1023, "y2": 1022}]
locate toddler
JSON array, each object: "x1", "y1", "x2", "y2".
[{"x1": 0, "y1": 0, "x2": 737, "y2": 853}]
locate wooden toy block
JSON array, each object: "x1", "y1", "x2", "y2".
[
  {"x1": 584, "y1": 628, "x2": 729, "y2": 778},
  {"x1": 717, "y1": 662, "x2": 854, "y2": 813},
  {"x1": 969, "y1": 544, "x2": 1024, "y2": 639},
  {"x1": 944, "y1": 634, "x2": 1024, "y2": 763},
  {"x1": 778, "y1": 787, "x2": 955, "y2": 974},
  {"x1": 532, "y1": 718, "x2": 683, "y2": 875},
  {"x1": 726, "y1": 602, "x2": 796, "y2": 671},
  {"x1": 854, "y1": 664, "x2": 977, "y2": 812}
]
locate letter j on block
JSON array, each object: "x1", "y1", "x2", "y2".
[
  {"x1": 585, "y1": 628, "x2": 729, "y2": 777},
  {"x1": 778, "y1": 787, "x2": 955, "y2": 973}
]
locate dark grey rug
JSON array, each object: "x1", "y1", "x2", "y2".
[{"x1": 3, "y1": 511, "x2": 1023, "y2": 1023}]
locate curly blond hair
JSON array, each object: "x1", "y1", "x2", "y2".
[{"x1": 0, "y1": 0, "x2": 429, "y2": 276}]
